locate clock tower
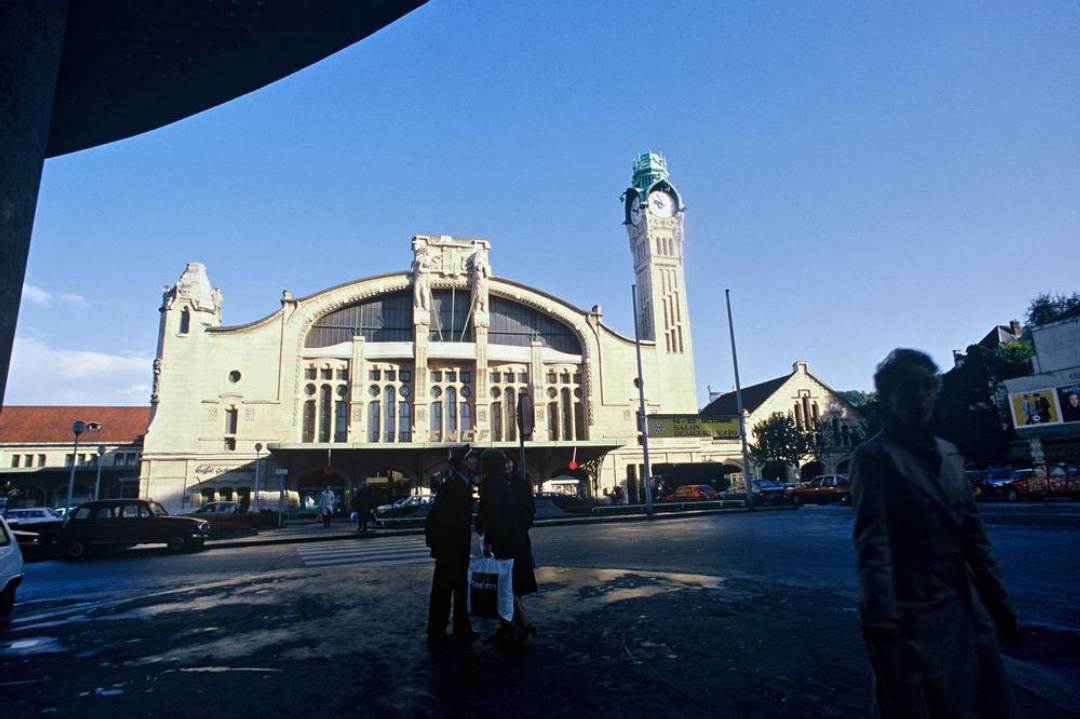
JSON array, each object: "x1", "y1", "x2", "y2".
[{"x1": 623, "y1": 152, "x2": 697, "y2": 412}]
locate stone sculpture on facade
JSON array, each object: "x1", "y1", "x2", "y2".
[{"x1": 411, "y1": 243, "x2": 434, "y2": 322}]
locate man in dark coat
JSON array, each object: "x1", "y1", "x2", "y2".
[
  {"x1": 425, "y1": 445, "x2": 480, "y2": 644},
  {"x1": 351, "y1": 481, "x2": 372, "y2": 533},
  {"x1": 851, "y1": 349, "x2": 1018, "y2": 719}
]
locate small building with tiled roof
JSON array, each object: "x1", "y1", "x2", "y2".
[
  {"x1": 0, "y1": 406, "x2": 148, "y2": 509},
  {"x1": 702, "y1": 361, "x2": 864, "y2": 480}
]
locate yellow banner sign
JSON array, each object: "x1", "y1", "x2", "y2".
[{"x1": 647, "y1": 414, "x2": 741, "y2": 440}]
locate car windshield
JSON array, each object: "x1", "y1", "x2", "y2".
[{"x1": 150, "y1": 502, "x2": 168, "y2": 517}]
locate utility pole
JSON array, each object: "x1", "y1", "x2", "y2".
[
  {"x1": 631, "y1": 285, "x2": 655, "y2": 518},
  {"x1": 93, "y1": 444, "x2": 106, "y2": 500},
  {"x1": 726, "y1": 290, "x2": 755, "y2": 511},
  {"x1": 254, "y1": 443, "x2": 263, "y2": 512},
  {"x1": 65, "y1": 421, "x2": 86, "y2": 510}
]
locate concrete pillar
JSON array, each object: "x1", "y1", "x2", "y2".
[
  {"x1": 0, "y1": 1, "x2": 70, "y2": 406},
  {"x1": 474, "y1": 325, "x2": 489, "y2": 441},
  {"x1": 348, "y1": 336, "x2": 366, "y2": 442}
]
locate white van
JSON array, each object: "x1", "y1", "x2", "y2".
[{"x1": 0, "y1": 516, "x2": 25, "y2": 619}]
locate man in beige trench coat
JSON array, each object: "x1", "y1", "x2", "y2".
[{"x1": 851, "y1": 349, "x2": 1020, "y2": 719}]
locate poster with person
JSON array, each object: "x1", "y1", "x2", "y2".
[
  {"x1": 1057, "y1": 385, "x2": 1080, "y2": 424},
  {"x1": 1009, "y1": 390, "x2": 1061, "y2": 428}
]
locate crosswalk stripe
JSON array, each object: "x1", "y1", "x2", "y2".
[
  {"x1": 296, "y1": 537, "x2": 434, "y2": 568},
  {"x1": 306, "y1": 555, "x2": 434, "y2": 568},
  {"x1": 297, "y1": 542, "x2": 427, "y2": 558}
]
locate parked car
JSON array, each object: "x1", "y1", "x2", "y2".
[
  {"x1": 790, "y1": 475, "x2": 851, "y2": 506},
  {"x1": 180, "y1": 501, "x2": 264, "y2": 535},
  {"x1": 59, "y1": 499, "x2": 211, "y2": 558},
  {"x1": 3, "y1": 508, "x2": 60, "y2": 526},
  {"x1": 375, "y1": 498, "x2": 410, "y2": 518},
  {"x1": 982, "y1": 465, "x2": 1080, "y2": 502},
  {"x1": 1, "y1": 516, "x2": 25, "y2": 619},
  {"x1": 381, "y1": 495, "x2": 435, "y2": 518},
  {"x1": 750, "y1": 480, "x2": 789, "y2": 505},
  {"x1": 660, "y1": 484, "x2": 719, "y2": 503}
]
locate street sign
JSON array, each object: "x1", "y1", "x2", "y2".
[
  {"x1": 646, "y1": 414, "x2": 741, "y2": 440},
  {"x1": 517, "y1": 392, "x2": 534, "y2": 438}
]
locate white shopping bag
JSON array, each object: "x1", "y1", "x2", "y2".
[{"x1": 467, "y1": 555, "x2": 514, "y2": 622}]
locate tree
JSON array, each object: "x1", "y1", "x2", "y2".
[
  {"x1": 1025, "y1": 292, "x2": 1080, "y2": 327},
  {"x1": 837, "y1": 390, "x2": 875, "y2": 407},
  {"x1": 932, "y1": 343, "x2": 1014, "y2": 465},
  {"x1": 749, "y1": 413, "x2": 812, "y2": 482},
  {"x1": 995, "y1": 340, "x2": 1034, "y2": 379}
]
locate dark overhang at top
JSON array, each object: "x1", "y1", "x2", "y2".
[{"x1": 45, "y1": 0, "x2": 427, "y2": 158}]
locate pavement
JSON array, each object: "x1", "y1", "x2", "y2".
[
  {"x1": 4, "y1": 504, "x2": 1077, "y2": 718},
  {"x1": 3, "y1": 566, "x2": 1075, "y2": 719}
]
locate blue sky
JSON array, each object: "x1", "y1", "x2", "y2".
[{"x1": 12, "y1": 1, "x2": 1080, "y2": 405}]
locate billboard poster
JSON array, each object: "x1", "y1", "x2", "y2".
[
  {"x1": 1057, "y1": 385, "x2": 1080, "y2": 424},
  {"x1": 1009, "y1": 390, "x2": 1061, "y2": 428},
  {"x1": 647, "y1": 414, "x2": 741, "y2": 440}
]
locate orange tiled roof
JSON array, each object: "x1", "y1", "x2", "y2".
[{"x1": 0, "y1": 406, "x2": 149, "y2": 444}]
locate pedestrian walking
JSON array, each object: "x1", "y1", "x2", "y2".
[
  {"x1": 477, "y1": 449, "x2": 538, "y2": 644},
  {"x1": 351, "y1": 481, "x2": 372, "y2": 533},
  {"x1": 851, "y1": 349, "x2": 1018, "y2": 719},
  {"x1": 424, "y1": 445, "x2": 480, "y2": 644},
  {"x1": 317, "y1": 485, "x2": 335, "y2": 528}
]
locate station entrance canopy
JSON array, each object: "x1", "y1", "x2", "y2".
[{"x1": 267, "y1": 440, "x2": 623, "y2": 487}]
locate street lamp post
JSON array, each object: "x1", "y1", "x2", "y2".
[
  {"x1": 93, "y1": 444, "x2": 106, "y2": 500},
  {"x1": 630, "y1": 285, "x2": 655, "y2": 518},
  {"x1": 254, "y1": 443, "x2": 263, "y2": 513},
  {"x1": 64, "y1": 421, "x2": 86, "y2": 511},
  {"x1": 725, "y1": 290, "x2": 755, "y2": 511}
]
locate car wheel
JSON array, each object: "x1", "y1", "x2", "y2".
[
  {"x1": 839, "y1": 495, "x2": 851, "y2": 506},
  {"x1": 191, "y1": 538, "x2": 206, "y2": 550},
  {"x1": 1005, "y1": 488, "x2": 1020, "y2": 503},
  {"x1": 791, "y1": 494, "x2": 802, "y2": 506},
  {"x1": 64, "y1": 540, "x2": 88, "y2": 559},
  {"x1": 168, "y1": 536, "x2": 188, "y2": 552},
  {"x1": 0, "y1": 586, "x2": 14, "y2": 619}
]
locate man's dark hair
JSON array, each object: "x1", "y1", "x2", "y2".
[
  {"x1": 480, "y1": 448, "x2": 507, "y2": 476},
  {"x1": 873, "y1": 348, "x2": 938, "y2": 397},
  {"x1": 448, "y1": 444, "x2": 474, "y2": 470}
]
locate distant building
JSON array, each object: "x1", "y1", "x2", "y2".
[
  {"x1": 0, "y1": 406, "x2": 147, "y2": 508},
  {"x1": 1000, "y1": 313, "x2": 1080, "y2": 464},
  {"x1": 953, "y1": 320, "x2": 1025, "y2": 367},
  {"x1": 700, "y1": 361, "x2": 864, "y2": 480}
]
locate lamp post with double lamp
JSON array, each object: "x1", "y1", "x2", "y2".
[
  {"x1": 254, "y1": 443, "x2": 263, "y2": 513},
  {"x1": 93, "y1": 444, "x2": 106, "y2": 500},
  {"x1": 65, "y1": 421, "x2": 102, "y2": 512}
]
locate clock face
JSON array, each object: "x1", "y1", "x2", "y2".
[
  {"x1": 629, "y1": 196, "x2": 643, "y2": 226},
  {"x1": 648, "y1": 190, "x2": 676, "y2": 218}
]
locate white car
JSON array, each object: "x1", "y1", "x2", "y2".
[
  {"x1": 1, "y1": 517, "x2": 25, "y2": 619},
  {"x1": 4, "y1": 508, "x2": 60, "y2": 525}
]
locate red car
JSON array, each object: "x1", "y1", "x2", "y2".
[
  {"x1": 790, "y1": 475, "x2": 851, "y2": 506},
  {"x1": 661, "y1": 484, "x2": 719, "y2": 503}
]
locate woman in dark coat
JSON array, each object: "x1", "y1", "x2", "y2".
[{"x1": 477, "y1": 449, "x2": 538, "y2": 643}]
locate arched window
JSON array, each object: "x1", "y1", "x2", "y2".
[
  {"x1": 488, "y1": 297, "x2": 581, "y2": 353},
  {"x1": 491, "y1": 402, "x2": 502, "y2": 441},
  {"x1": 460, "y1": 402, "x2": 472, "y2": 433},
  {"x1": 574, "y1": 401, "x2": 585, "y2": 440},
  {"x1": 303, "y1": 400, "x2": 316, "y2": 442},
  {"x1": 384, "y1": 386, "x2": 396, "y2": 442},
  {"x1": 306, "y1": 290, "x2": 413, "y2": 348},
  {"x1": 335, "y1": 400, "x2": 349, "y2": 442},
  {"x1": 179, "y1": 308, "x2": 191, "y2": 334},
  {"x1": 431, "y1": 401, "x2": 443, "y2": 434},
  {"x1": 319, "y1": 386, "x2": 332, "y2": 442},
  {"x1": 794, "y1": 404, "x2": 804, "y2": 430},
  {"x1": 368, "y1": 400, "x2": 381, "y2": 443},
  {"x1": 447, "y1": 387, "x2": 458, "y2": 432},
  {"x1": 398, "y1": 402, "x2": 411, "y2": 442},
  {"x1": 506, "y1": 393, "x2": 517, "y2": 442},
  {"x1": 548, "y1": 402, "x2": 560, "y2": 440},
  {"x1": 561, "y1": 388, "x2": 573, "y2": 439}
]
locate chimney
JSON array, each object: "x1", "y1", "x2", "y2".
[
  {"x1": 1009, "y1": 320, "x2": 1022, "y2": 338},
  {"x1": 793, "y1": 361, "x2": 809, "y2": 374}
]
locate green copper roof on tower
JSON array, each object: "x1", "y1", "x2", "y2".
[{"x1": 632, "y1": 152, "x2": 670, "y2": 192}]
